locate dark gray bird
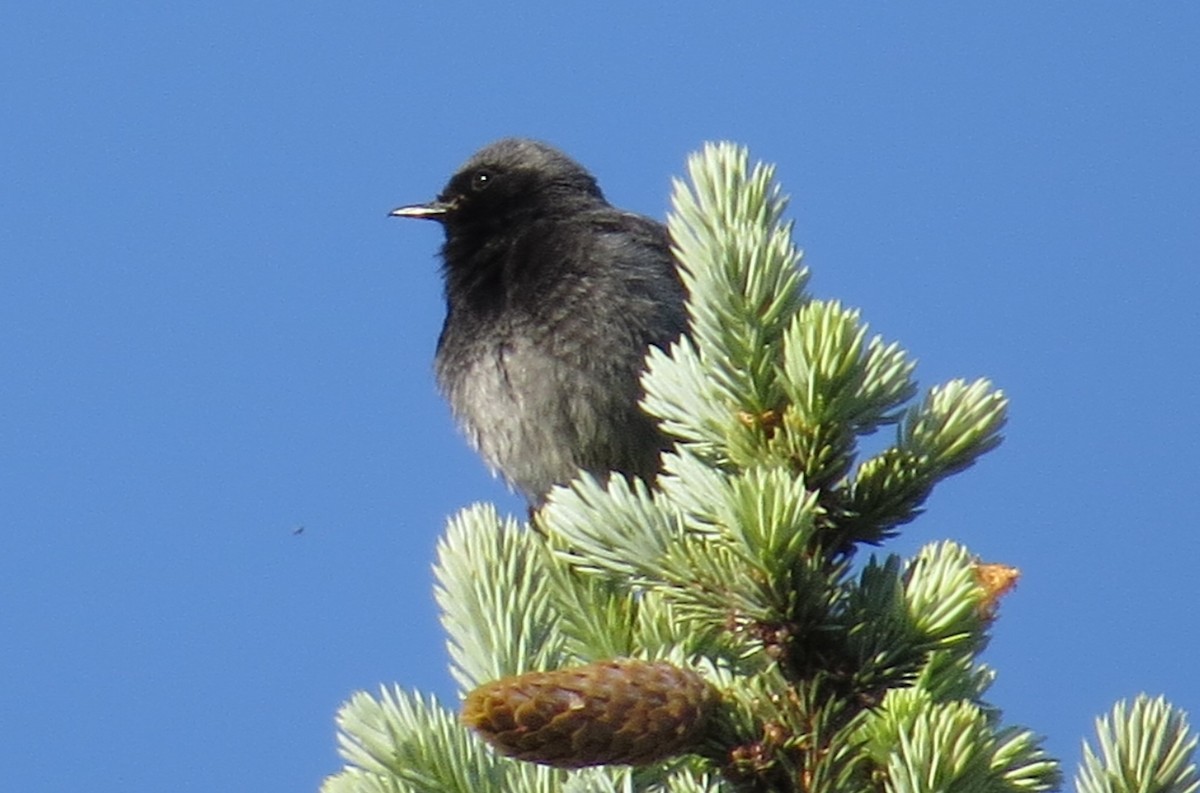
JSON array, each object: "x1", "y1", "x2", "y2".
[{"x1": 391, "y1": 138, "x2": 687, "y2": 505}]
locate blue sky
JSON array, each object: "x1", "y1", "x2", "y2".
[{"x1": 3, "y1": 3, "x2": 1198, "y2": 791}]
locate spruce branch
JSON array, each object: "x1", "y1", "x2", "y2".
[
  {"x1": 646, "y1": 142, "x2": 808, "y2": 471},
  {"x1": 435, "y1": 505, "x2": 566, "y2": 690},
  {"x1": 904, "y1": 541, "x2": 990, "y2": 650},
  {"x1": 324, "y1": 688, "x2": 512, "y2": 793},
  {"x1": 841, "y1": 379, "x2": 1008, "y2": 544},
  {"x1": 776, "y1": 300, "x2": 917, "y2": 490},
  {"x1": 858, "y1": 689, "x2": 1059, "y2": 793},
  {"x1": 1076, "y1": 696, "x2": 1199, "y2": 793},
  {"x1": 542, "y1": 473, "x2": 683, "y2": 584}
]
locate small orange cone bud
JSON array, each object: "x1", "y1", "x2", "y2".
[
  {"x1": 461, "y1": 659, "x2": 716, "y2": 768},
  {"x1": 973, "y1": 561, "x2": 1020, "y2": 618}
]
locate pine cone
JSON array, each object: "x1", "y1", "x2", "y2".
[{"x1": 461, "y1": 659, "x2": 717, "y2": 768}]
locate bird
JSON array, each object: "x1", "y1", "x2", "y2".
[{"x1": 390, "y1": 138, "x2": 688, "y2": 506}]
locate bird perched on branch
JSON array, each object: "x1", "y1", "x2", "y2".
[{"x1": 391, "y1": 138, "x2": 687, "y2": 505}]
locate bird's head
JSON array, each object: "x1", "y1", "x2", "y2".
[{"x1": 389, "y1": 138, "x2": 606, "y2": 237}]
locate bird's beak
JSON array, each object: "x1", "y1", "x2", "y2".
[{"x1": 388, "y1": 199, "x2": 455, "y2": 220}]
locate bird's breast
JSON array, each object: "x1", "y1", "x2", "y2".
[{"x1": 435, "y1": 313, "x2": 604, "y2": 499}]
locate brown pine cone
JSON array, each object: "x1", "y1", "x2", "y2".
[{"x1": 461, "y1": 659, "x2": 717, "y2": 768}]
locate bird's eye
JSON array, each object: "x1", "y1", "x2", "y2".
[{"x1": 471, "y1": 170, "x2": 492, "y2": 192}]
